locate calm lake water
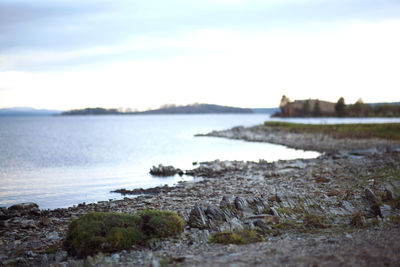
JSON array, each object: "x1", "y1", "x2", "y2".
[{"x1": 0, "y1": 114, "x2": 399, "y2": 209}]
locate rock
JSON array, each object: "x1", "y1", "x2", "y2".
[
  {"x1": 251, "y1": 197, "x2": 269, "y2": 214},
  {"x1": 112, "y1": 185, "x2": 173, "y2": 195},
  {"x1": 8, "y1": 203, "x2": 40, "y2": 215},
  {"x1": 188, "y1": 204, "x2": 208, "y2": 229},
  {"x1": 344, "y1": 233, "x2": 352, "y2": 239},
  {"x1": 227, "y1": 217, "x2": 244, "y2": 231},
  {"x1": 234, "y1": 197, "x2": 249, "y2": 211},
  {"x1": 270, "y1": 207, "x2": 279, "y2": 217},
  {"x1": 41, "y1": 217, "x2": 52, "y2": 226},
  {"x1": 381, "y1": 204, "x2": 392, "y2": 218},
  {"x1": 24, "y1": 251, "x2": 37, "y2": 258},
  {"x1": 365, "y1": 188, "x2": 377, "y2": 203},
  {"x1": 245, "y1": 214, "x2": 279, "y2": 224},
  {"x1": 150, "y1": 164, "x2": 183, "y2": 177},
  {"x1": 151, "y1": 258, "x2": 161, "y2": 267},
  {"x1": 190, "y1": 229, "x2": 210, "y2": 243},
  {"x1": 220, "y1": 195, "x2": 235, "y2": 209},
  {"x1": 252, "y1": 219, "x2": 269, "y2": 228},
  {"x1": 55, "y1": 250, "x2": 68, "y2": 262},
  {"x1": 41, "y1": 254, "x2": 49, "y2": 265},
  {"x1": 205, "y1": 206, "x2": 228, "y2": 222},
  {"x1": 111, "y1": 253, "x2": 120, "y2": 262},
  {"x1": 47, "y1": 231, "x2": 60, "y2": 241},
  {"x1": 0, "y1": 207, "x2": 8, "y2": 220},
  {"x1": 371, "y1": 204, "x2": 383, "y2": 218},
  {"x1": 383, "y1": 189, "x2": 394, "y2": 202},
  {"x1": 19, "y1": 219, "x2": 38, "y2": 229},
  {"x1": 350, "y1": 148, "x2": 378, "y2": 156}
]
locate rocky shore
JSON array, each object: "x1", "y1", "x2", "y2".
[
  {"x1": 196, "y1": 124, "x2": 400, "y2": 153},
  {"x1": 1, "y1": 124, "x2": 400, "y2": 266}
]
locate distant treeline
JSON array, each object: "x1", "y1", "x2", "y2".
[
  {"x1": 62, "y1": 108, "x2": 121, "y2": 115},
  {"x1": 340, "y1": 100, "x2": 400, "y2": 117},
  {"x1": 275, "y1": 96, "x2": 400, "y2": 117},
  {"x1": 61, "y1": 104, "x2": 254, "y2": 115}
]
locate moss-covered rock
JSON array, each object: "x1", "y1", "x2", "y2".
[
  {"x1": 65, "y1": 210, "x2": 184, "y2": 258},
  {"x1": 209, "y1": 230, "x2": 264, "y2": 245}
]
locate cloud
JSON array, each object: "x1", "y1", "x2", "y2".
[
  {"x1": 1, "y1": 0, "x2": 399, "y2": 54},
  {"x1": 1, "y1": 19, "x2": 399, "y2": 109}
]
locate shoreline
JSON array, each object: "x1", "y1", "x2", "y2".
[{"x1": 1, "y1": 124, "x2": 400, "y2": 266}]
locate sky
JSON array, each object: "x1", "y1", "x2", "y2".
[{"x1": 0, "y1": 0, "x2": 399, "y2": 110}]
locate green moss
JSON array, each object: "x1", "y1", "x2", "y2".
[
  {"x1": 264, "y1": 121, "x2": 400, "y2": 140},
  {"x1": 137, "y1": 209, "x2": 184, "y2": 239},
  {"x1": 209, "y1": 230, "x2": 264, "y2": 245},
  {"x1": 65, "y1": 210, "x2": 184, "y2": 258}
]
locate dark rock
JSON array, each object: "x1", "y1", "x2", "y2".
[
  {"x1": 188, "y1": 204, "x2": 208, "y2": 229},
  {"x1": 350, "y1": 148, "x2": 378, "y2": 156},
  {"x1": 150, "y1": 165, "x2": 183, "y2": 177},
  {"x1": 111, "y1": 185, "x2": 172, "y2": 195},
  {"x1": 8, "y1": 202, "x2": 40, "y2": 215},
  {"x1": 371, "y1": 203, "x2": 383, "y2": 218},
  {"x1": 365, "y1": 188, "x2": 378, "y2": 203},
  {"x1": 0, "y1": 207, "x2": 9, "y2": 220},
  {"x1": 55, "y1": 251, "x2": 67, "y2": 262},
  {"x1": 383, "y1": 189, "x2": 394, "y2": 202}
]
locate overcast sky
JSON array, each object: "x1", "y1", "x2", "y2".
[{"x1": 0, "y1": 0, "x2": 399, "y2": 110}]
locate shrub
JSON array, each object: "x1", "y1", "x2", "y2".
[{"x1": 65, "y1": 210, "x2": 184, "y2": 258}]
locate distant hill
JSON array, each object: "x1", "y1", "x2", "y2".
[
  {"x1": 62, "y1": 104, "x2": 256, "y2": 115},
  {"x1": 0, "y1": 107, "x2": 61, "y2": 116},
  {"x1": 138, "y1": 104, "x2": 253, "y2": 114}
]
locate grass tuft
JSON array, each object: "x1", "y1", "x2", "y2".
[{"x1": 209, "y1": 230, "x2": 264, "y2": 245}]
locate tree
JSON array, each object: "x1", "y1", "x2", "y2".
[
  {"x1": 335, "y1": 97, "x2": 346, "y2": 117},
  {"x1": 312, "y1": 99, "x2": 322, "y2": 117},
  {"x1": 301, "y1": 99, "x2": 311, "y2": 116}
]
